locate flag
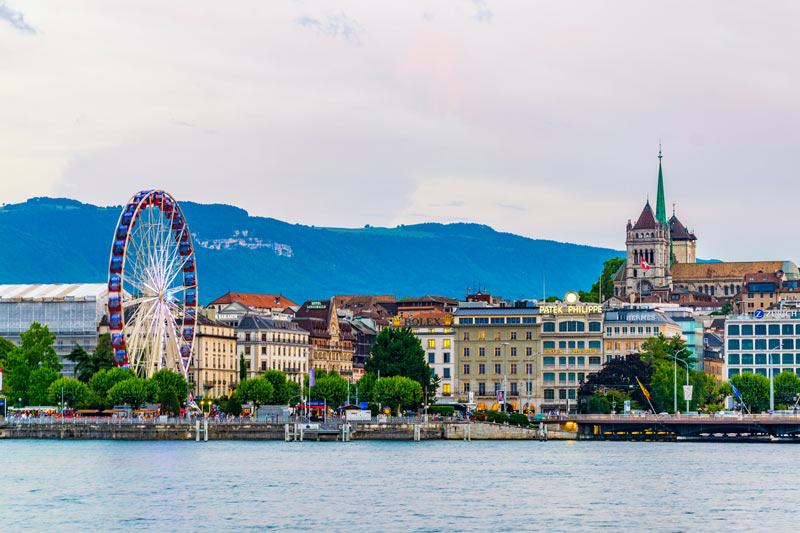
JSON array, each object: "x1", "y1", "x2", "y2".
[
  {"x1": 640, "y1": 257, "x2": 650, "y2": 270},
  {"x1": 309, "y1": 369, "x2": 315, "y2": 387},
  {"x1": 730, "y1": 382, "x2": 742, "y2": 401},
  {"x1": 636, "y1": 377, "x2": 651, "y2": 400}
]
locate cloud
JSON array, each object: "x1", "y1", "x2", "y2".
[
  {"x1": 0, "y1": 0, "x2": 35, "y2": 33},
  {"x1": 472, "y1": 0, "x2": 492, "y2": 22},
  {"x1": 294, "y1": 11, "x2": 364, "y2": 45}
]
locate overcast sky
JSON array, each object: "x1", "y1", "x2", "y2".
[{"x1": 2, "y1": 1, "x2": 799, "y2": 261}]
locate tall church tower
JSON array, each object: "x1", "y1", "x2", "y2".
[{"x1": 616, "y1": 150, "x2": 673, "y2": 299}]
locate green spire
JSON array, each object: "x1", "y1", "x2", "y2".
[{"x1": 655, "y1": 145, "x2": 668, "y2": 229}]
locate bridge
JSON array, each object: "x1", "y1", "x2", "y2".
[{"x1": 546, "y1": 414, "x2": 800, "y2": 441}]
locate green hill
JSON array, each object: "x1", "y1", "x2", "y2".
[{"x1": 0, "y1": 197, "x2": 622, "y2": 304}]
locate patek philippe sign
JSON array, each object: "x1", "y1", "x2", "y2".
[{"x1": 539, "y1": 292, "x2": 602, "y2": 315}]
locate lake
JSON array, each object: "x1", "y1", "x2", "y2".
[{"x1": 0, "y1": 440, "x2": 796, "y2": 531}]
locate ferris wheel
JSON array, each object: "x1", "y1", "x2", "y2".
[{"x1": 106, "y1": 190, "x2": 198, "y2": 378}]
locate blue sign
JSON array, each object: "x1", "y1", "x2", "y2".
[
  {"x1": 754, "y1": 309, "x2": 764, "y2": 319},
  {"x1": 359, "y1": 402, "x2": 368, "y2": 410},
  {"x1": 308, "y1": 401, "x2": 324, "y2": 407}
]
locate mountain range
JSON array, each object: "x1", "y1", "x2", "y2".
[{"x1": 0, "y1": 197, "x2": 623, "y2": 305}]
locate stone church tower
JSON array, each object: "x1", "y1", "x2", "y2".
[{"x1": 615, "y1": 150, "x2": 674, "y2": 298}]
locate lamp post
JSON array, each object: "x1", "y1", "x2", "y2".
[
  {"x1": 670, "y1": 349, "x2": 691, "y2": 413},
  {"x1": 501, "y1": 342, "x2": 509, "y2": 413}
]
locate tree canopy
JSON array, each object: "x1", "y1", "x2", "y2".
[
  {"x1": 579, "y1": 257, "x2": 625, "y2": 303},
  {"x1": 365, "y1": 327, "x2": 438, "y2": 400}
]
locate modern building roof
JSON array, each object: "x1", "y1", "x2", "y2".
[
  {"x1": 0, "y1": 283, "x2": 107, "y2": 301},
  {"x1": 209, "y1": 292, "x2": 297, "y2": 309},
  {"x1": 236, "y1": 314, "x2": 306, "y2": 333},
  {"x1": 672, "y1": 261, "x2": 799, "y2": 281}
]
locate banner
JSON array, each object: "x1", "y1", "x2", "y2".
[{"x1": 682, "y1": 385, "x2": 693, "y2": 402}]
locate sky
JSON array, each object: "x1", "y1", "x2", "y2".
[{"x1": 1, "y1": 1, "x2": 799, "y2": 261}]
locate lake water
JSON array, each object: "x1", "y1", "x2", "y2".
[{"x1": 0, "y1": 440, "x2": 797, "y2": 531}]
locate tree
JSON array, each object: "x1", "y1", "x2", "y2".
[
  {"x1": 578, "y1": 353, "x2": 652, "y2": 407},
  {"x1": 28, "y1": 367, "x2": 61, "y2": 406},
  {"x1": 579, "y1": 257, "x2": 625, "y2": 303},
  {"x1": 159, "y1": 389, "x2": 181, "y2": 416},
  {"x1": 66, "y1": 344, "x2": 92, "y2": 382},
  {"x1": 107, "y1": 378, "x2": 159, "y2": 409},
  {"x1": 239, "y1": 353, "x2": 247, "y2": 381},
  {"x1": 773, "y1": 371, "x2": 800, "y2": 408},
  {"x1": 356, "y1": 372, "x2": 378, "y2": 404},
  {"x1": 236, "y1": 378, "x2": 274, "y2": 412},
  {"x1": 151, "y1": 369, "x2": 189, "y2": 406},
  {"x1": 89, "y1": 367, "x2": 137, "y2": 401},
  {"x1": 729, "y1": 372, "x2": 770, "y2": 413},
  {"x1": 365, "y1": 327, "x2": 438, "y2": 402},
  {"x1": 46, "y1": 377, "x2": 90, "y2": 410},
  {"x1": 20, "y1": 322, "x2": 61, "y2": 370},
  {"x1": 261, "y1": 369, "x2": 301, "y2": 404},
  {"x1": 305, "y1": 370, "x2": 349, "y2": 407},
  {"x1": 374, "y1": 376, "x2": 422, "y2": 415}
]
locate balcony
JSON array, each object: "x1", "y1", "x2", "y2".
[{"x1": 203, "y1": 381, "x2": 216, "y2": 388}]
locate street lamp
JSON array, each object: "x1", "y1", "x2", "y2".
[
  {"x1": 501, "y1": 342, "x2": 509, "y2": 413},
  {"x1": 670, "y1": 348, "x2": 691, "y2": 413}
]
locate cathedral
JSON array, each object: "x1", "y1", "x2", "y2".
[{"x1": 612, "y1": 151, "x2": 798, "y2": 303}]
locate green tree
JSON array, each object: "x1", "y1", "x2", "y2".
[
  {"x1": 107, "y1": 378, "x2": 159, "y2": 409},
  {"x1": 261, "y1": 370, "x2": 301, "y2": 404},
  {"x1": 729, "y1": 372, "x2": 770, "y2": 412},
  {"x1": 579, "y1": 257, "x2": 625, "y2": 303},
  {"x1": 20, "y1": 322, "x2": 61, "y2": 370},
  {"x1": 356, "y1": 372, "x2": 378, "y2": 404},
  {"x1": 239, "y1": 353, "x2": 246, "y2": 381},
  {"x1": 89, "y1": 367, "x2": 137, "y2": 401},
  {"x1": 28, "y1": 367, "x2": 61, "y2": 406},
  {"x1": 304, "y1": 370, "x2": 349, "y2": 407},
  {"x1": 236, "y1": 377, "x2": 274, "y2": 412},
  {"x1": 151, "y1": 369, "x2": 189, "y2": 406},
  {"x1": 159, "y1": 389, "x2": 181, "y2": 416},
  {"x1": 67, "y1": 336, "x2": 115, "y2": 383},
  {"x1": 578, "y1": 353, "x2": 652, "y2": 406},
  {"x1": 66, "y1": 344, "x2": 92, "y2": 382},
  {"x1": 46, "y1": 377, "x2": 90, "y2": 410},
  {"x1": 365, "y1": 327, "x2": 439, "y2": 402},
  {"x1": 773, "y1": 371, "x2": 800, "y2": 408},
  {"x1": 373, "y1": 375, "x2": 423, "y2": 415}
]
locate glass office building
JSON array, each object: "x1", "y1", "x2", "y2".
[{"x1": 725, "y1": 312, "x2": 800, "y2": 380}]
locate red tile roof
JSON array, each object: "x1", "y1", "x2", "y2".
[
  {"x1": 632, "y1": 202, "x2": 658, "y2": 230},
  {"x1": 208, "y1": 292, "x2": 297, "y2": 309}
]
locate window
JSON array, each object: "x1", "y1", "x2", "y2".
[
  {"x1": 568, "y1": 341, "x2": 576, "y2": 350},
  {"x1": 543, "y1": 341, "x2": 555, "y2": 349},
  {"x1": 771, "y1": 353, "x2": 780, "y2": 365},
  {"x1": 479, "y1": 364, "x2": 485, "y2": 375},
  {"x1": 494, "y1": 332, "x2": 501, "y2": 341},
  {"x1": 728, "y1": 368, "x2": 740, "y2": 378},
  {"x1": 495, "y1": 347, "x2": 501, "y2": 357},
  {"x1": 783, "y1": 324, "x2": 794, "y2": 336},
  {"x1": 490, "y1": 317, "x2": 505, "y2": 324},
  {"x1": 577, "y1": 356, "x2": 585, "y2": 365},
  {"x1": 559, "y1": 341, "x2": 567, "y2": 350},
  {"x1": 755, "y1": 324, "x2": 767, "y2": 335},
  {"x1": 443, "y1": 368, "x2": 451, "y2": 378},
  {"x1": 428, "y1": 353, "x2": 435, "y2": 364},
  {"x1": 507, "y1": 317, "x2": 521, "y2": 324},
  {"x1": 261, "y1": 361, "x2": 266, "y2": 371},
  {"x1": 526, "y1": 347, "x2": 533, "y2": 356},
  {"x1": 443, "y1": 384, "x2": 451, "y2": 395},
  {"x1": 589, "y1": 341, "x2": 601, "y2": 350},
  {"x1": 543, "y1": 356, "x2": 555, "y2": 365},
  {"x1": 479, "y1": 347, "x2": 486, "y2": 357},
  {"x1": 783, "y1": 339, "x2": 794, "y2": 350},
  {"x1": 755, "y1": 339, "x2": 766, "y2": 350},
  {"x1": 463, "y1": 332, "x2": 470, "y2": 341},
  {"x1": 526, "y1": 331, "x2": 533, "y2": 340},
  {"x1": 568, "y1": 389, "x2": 576, "y2": 400},
  {"x1": 559, "y1": 373, "x2": 567, "y2": 383},
  {"x1": 559, "y1": 321, "x2": 585, "y2": 332},
  {"x1": 459, "y1": 318, "x2": 474, "y2": 325},
  {"x1": 443, "y1": 339, "x2": 451, "y2": 348},
  {"x1": 622, "y1": 327, "x2": 628, "y2": 334},
  {"x1": 728, "y1": 325, "x2": 740, "y2": 336},
  {"x1": 544, "y1": 389, "x2": 555, "y2": 400},
  {"x1": 578, "y1": 373, "x2": 585, "y2": 382},
  {"x1": 742, "y1": 353, "x2": 754, "y2": 365},
  {"x1": 559, "y1": 390, "x2": 567, "y2": 400},
  {"x1": 568, "y1": 372, "x2": 576, "y2": 382},
  {"x1": 742, "y1": 339, "x2": 753, "y2": 350},
  {"x1": 494, "y1": 382, "x2": 501, "y2": 393},
  {"x1": 523, "y1": 316, "x2": 537, "y2": 324},
  {"x1": 494, "y1": 364, "x2": 502, "y2": 374},
  {"x1": 543, "y1": 322, "x2": 555, "y2": 332},
  {"x1": 783, "y1": 353, "x2": 794, "y2": 364},
  {"x1": 589, "y1": 356, "x2": 601, "y2": 365},
  {"x1": 510, "y1": 347, "x2": 517, "y2": 356},
  {"x1": 478, "y1": 383, "x2": 486, "y2": 395},
  {"x1": 769, "y1": 339, "x2": 780, "y2": 350},
  {"x1": 768, "y1": 324, "x2": 780, "y2": 335},
  {"x1": 510, "y1": 331, "x2": 517, "y2": 340},
  {"x1": 463, "y1": 347, "x2": 470, "y2": 357},
  {"x1": 589, "y1": 321, "x2": 601, "y2": 332},
  {"x1": 568, "y1": 356, "x2": 576, "y2": 366},
  {"x1": 741, "y1": 324, "x2": 753, "y2": 336},
  {"x1": 755, "y1": 353, "x2": 766, "y2": 365},
  {"x1": 543, "y1": 372, "x2": 555, "y2": 381},
  {"x1": 559, "y1": 356, "x2": 567, "y2": 366},
  {"x1": 463, "y1": 364, "x2": 470, "y2": 375},
  {"x1": 428, "y1": 339, "x2": 435, "y2": 348},
  {"x1": 478, "y1": 331, "x2": 486, "y2": 341},
  {"x1": 728, "y1": 354, "x2": 740, "y2": 365},
  {"x1": 475, "y1": 317, "x2": 489, "y2": 325},
  {"x1": 443, "y1": 352, "x2": 450, "y2": 363},
  {"x1": 606, "y1": 327, "x2": 612, "y2": 335},
  {"x1": 526, "y1": 363, "x2": 532, "y2": 374},
  {"x1": 463, "y1": 383, "x2": 470, "y2": 393},
  {"x1": 510, "y1": 364, "x2": 517, "y2": 374}
]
